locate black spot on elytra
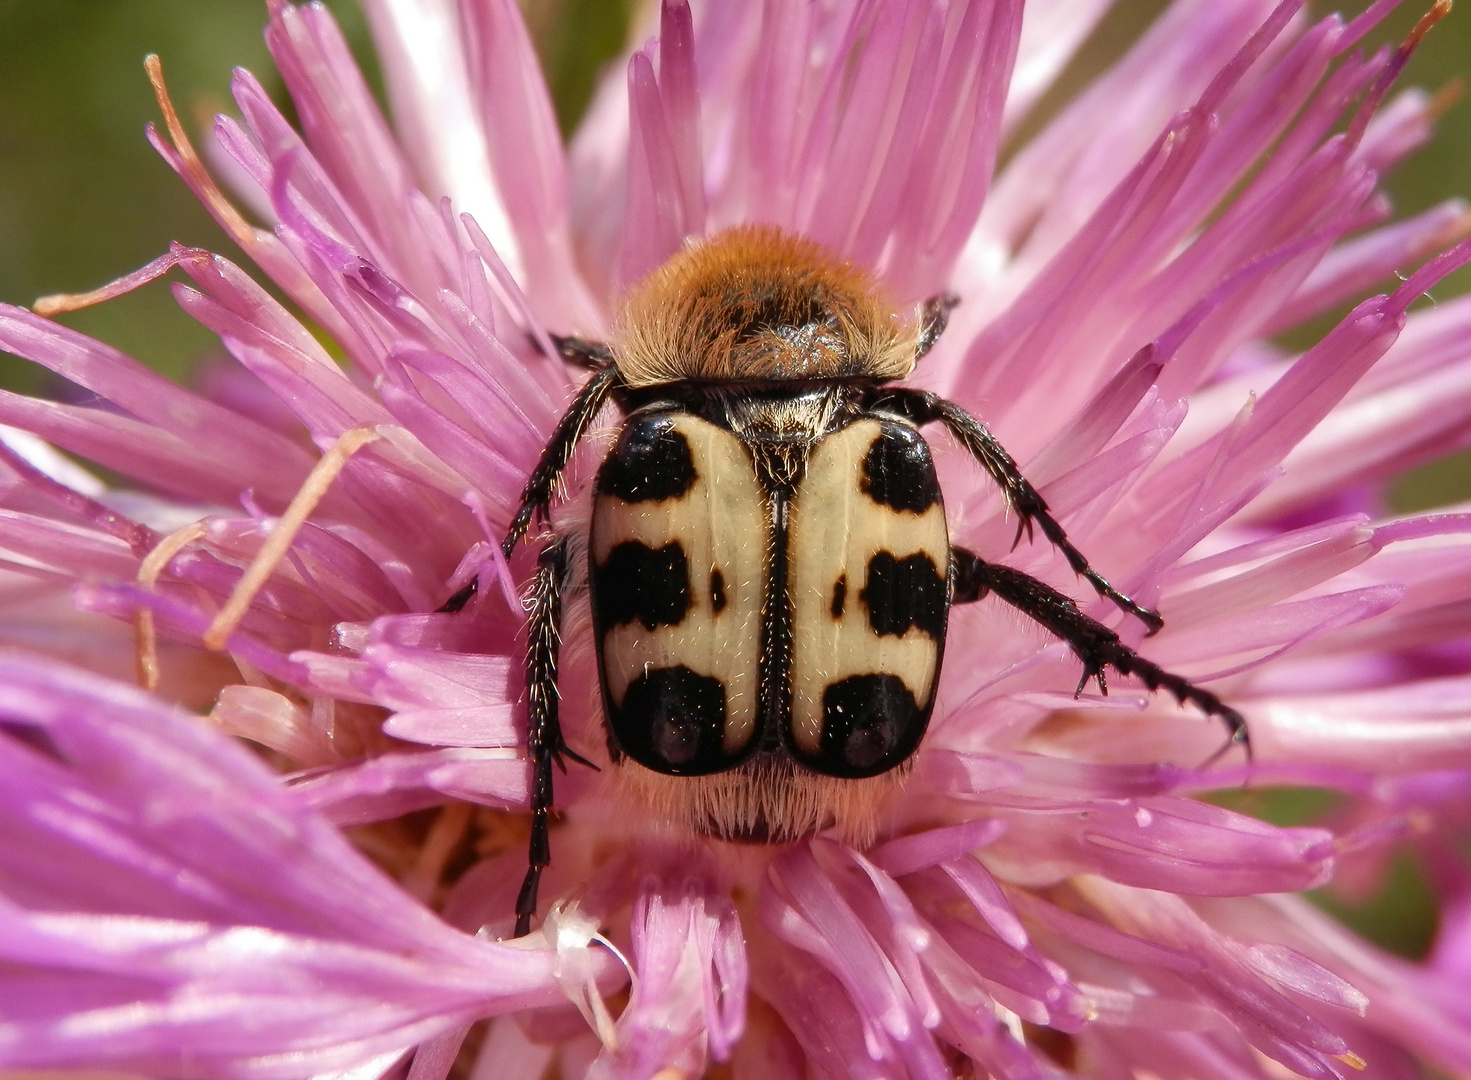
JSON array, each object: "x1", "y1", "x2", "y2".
[
  {"x1": 812, "y1": 674, "x2": 925, "y2": 777},
  {"x1": 831, "y1": 575, "x2": 847, "y2": 618},
  {"x1": 861, "y1": 552, "x2": 946, "y2": 639},
  {"x1": 862, "y1": 423, "x2": 941, "y2": 513},
  {"x1": 593, "y1": 541, "x2": 691, "y2": 632},
  {"x1": 598, "y1": 415, "x2": 696, "y2": 502},
  {"x1": 610, "y1": 665, "x2": 739, "y2": 775},
  {"x1": 710, "y1": 568, "x2": 727, "y2": 613}
]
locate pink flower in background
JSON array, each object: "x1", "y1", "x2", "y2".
[{"x1": 2, "y1": 0, "x2": 1471, "y2": 1077}]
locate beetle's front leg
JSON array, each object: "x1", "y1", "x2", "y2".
[
  {"x1": 438, "y1": 362, "x2": 621, "y2": 613},
  {"x1": 867, "y1": 386, "x2": 1163, "y2": 636},
  {"x1": 504, "y1": 364, "x2": 622, "y2": 560},
  {"x1": 951, "y1": 546, "x2": 1247, "y2": 758}
]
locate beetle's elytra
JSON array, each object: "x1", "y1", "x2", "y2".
[{"x1": 442, "y1": 226, "x2": 1247, "y2": 938}]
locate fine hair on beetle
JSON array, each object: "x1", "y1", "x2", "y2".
[{"x1": 444, "y1": 224, "x2": 1249, "y2": 938}]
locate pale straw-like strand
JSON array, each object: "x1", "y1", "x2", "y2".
[
  {"x1": 134, "y1": 521, "x2": 211, "y2": 691},
  {"x1": 204, "y1": 426, "x2": 381, "y2": 652},
  {"x1": 34, "y1": 54, "x2": 257, "y2": 317},
  {"x1": 402, "y1": 802, "x2": 475, "y2": 902},
  {"x1": 144, "y1": 54, "x2": 258, "y2": 249}
]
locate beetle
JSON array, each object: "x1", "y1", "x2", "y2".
[{"x1": 443, "y1": 226, "x2": 1247, "y2": 937}]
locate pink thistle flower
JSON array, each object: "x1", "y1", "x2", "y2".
[{"x1": 2, "y1": 0, "x2": 1471, "y2": 1077}]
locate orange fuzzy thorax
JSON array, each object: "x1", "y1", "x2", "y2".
[{"x1": 613, "y1": 226, "x2": 918, "y2": 386}]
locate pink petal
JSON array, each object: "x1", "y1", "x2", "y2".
[
  {"x1": 0, "y1": 656, "x2": 590, "y2": 1076},
  {"x1": 617, "y1": 3, "x2": 707, "y2": 290}
]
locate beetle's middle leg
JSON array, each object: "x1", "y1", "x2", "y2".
[
  {"x1": 862, "y1": 387, "x2": 1163, "y2": 636},
  {"x1": 950, "y1": 546, "x2": 1247, "y2": 756}
]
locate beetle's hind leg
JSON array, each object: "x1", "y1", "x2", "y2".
[
  {"x1": 865, "y1": 387, "x2": 1163, "y2": 636},
  {"x1": 515, "y1": 534, "x2": 584, "y2": 937},
  {"x1": 951, "y1": 547, "x2": 1248, "y2": 759}
]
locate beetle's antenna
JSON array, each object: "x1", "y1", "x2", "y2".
[
  {"x1": 915, "y1": 293, "x2": 959, "y2": 362},
  {"x1": 549, "y1": 334, "x2": 615, "y2": 369}
]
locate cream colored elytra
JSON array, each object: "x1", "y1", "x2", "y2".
[
  {"x1": 591, "y1": 414, "x2": 767, "y2": 753},
  {"x1": 787, "y1": 418, "x2": 949, "y2": 752}
]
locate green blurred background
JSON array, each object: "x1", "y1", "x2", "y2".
[
  {"x1": 0, "y1": 0, "x2": 635, "y2": 393},
  {"x1": 0, "y1": 0, "x2": 1465, "y2": 959}
]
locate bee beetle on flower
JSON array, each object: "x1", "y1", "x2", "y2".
[
  {"x1": 445, "y1": 224, "x2": 1247, "y2": 937},
  {"x1": 1, "y1": 0, "x2": 1471, "y2": 1078}
]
